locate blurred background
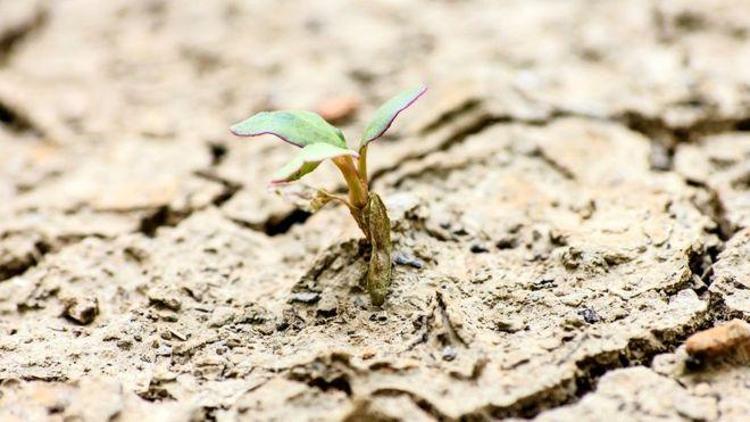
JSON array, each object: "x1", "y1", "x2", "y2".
[{"x1": 2, "y1": 0, "x2": 748, "y2": 247}]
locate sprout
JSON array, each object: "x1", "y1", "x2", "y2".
[{"x1": 230, "y1": 85, "x2": 427, "y2": 305}]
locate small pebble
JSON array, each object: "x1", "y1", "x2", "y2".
[
  {"x1": 289, "y1": 291, "x2": 320, "y2": 304},
  {"x1": 316, "y1": 295, "x2": 338, "y2": 317},
  {"x1": 258, "y1": 325, "x2": 275, "y2": 336},
  {"x1": 393, "y1": 251, "x2": 424, "y2": 269},
  {"x1": 369, "y1": 313, "x2": 388, "y2": 322},
  {"x1": 159, "y1": 313, "x2": 178, "y2": 323},
  {"x1": 578, "y1": 308, "x2": 601, "y2": 324},
  {"x1": 686, "y1": 319, "x2": 750, "y2": 360},
  {"x1": 442, "y1": 346, "x2": 457, "y2": 361},
  {"x1": 470, "y1": 244, "x2": 489, "y2": 254},
  {"x1": 147, "y1": 290, "x2": 181, "y2": 311},
  {"x1": 62, "y1": 296, "x2": 99, "y2": 325},
  {"x1": 169, "y1": 329, "x2": 188, "y2": 341},
  {"x1": 116, "y1": 339, "x2": 133, "y2": 350},
  {"x1": 275, "y1": 320, "x2": 290, "y2": 332},
  {"x1": 453, "y1": 227, "x2": 469, "y2": 236},
  {"x1": 495, "y1": 237, "x2": 517, "y2": 250},
  {"x1": 209, "y1": 306, "x2": 235, "y2": 327},
  {"x1": 531, "y1": 278, "x2": 556, "y2": 290},
  {"x1": 495, "y1": 317, "x2": 525, "y2": 333}
]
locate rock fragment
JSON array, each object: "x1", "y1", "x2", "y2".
[
  {"x1": 147, "y1": 287, "x2": 182, "y2": 311},
  {"x1": 685, "y1": 319, "x2": 750, "y2": 361},
  {"x1": 62, "y1": 296, "x2": 99, "y2": 325},
  {"x1": 578, "y1": 308, "x2": 601, "y2": 324},
  {"x1": 393, "y1": 251, "x2": 424, "y2": 269},
  {"x1": 208, "y1": 306, "x2": 235, "y2": 328},
  {"x1": 289, "y1": 291, "x2": 320, "y2": 304},
  {"x1": 442, "y1": 346, "x2": 457, "y2": 361},
  {"x1": 316, "y1": 295, "x2": 338, "y2": 317}
]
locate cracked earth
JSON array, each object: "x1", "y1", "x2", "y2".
[{"x1": 2, "y1": 0, "x2": 750, "y2": 421}]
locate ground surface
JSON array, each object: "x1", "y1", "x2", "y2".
[{"x1": 1, "y1": 0, "x2": 750, "y2": 421}]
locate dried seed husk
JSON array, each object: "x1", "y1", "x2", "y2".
[{"x1": 364, "y1": 192, "x2": 392, "y2": 305}]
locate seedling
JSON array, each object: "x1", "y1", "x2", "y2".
[{"x1": 230, "y1": 85, "x2": 427, "y2": 305}]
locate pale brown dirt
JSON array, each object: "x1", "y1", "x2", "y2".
[{"x1": 1, "y1": 1, "x2": 750, "y2": 421}]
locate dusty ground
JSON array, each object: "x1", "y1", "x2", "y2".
[{"x1": 1, "y1": 0, "x2": 750, "y2": 420}]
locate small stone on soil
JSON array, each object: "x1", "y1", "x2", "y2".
[
  {"x1": 370, "y1": 313, "x2": 388, "y2": 322},
  {"x1": 470, "y1": 244, "x2": 490, "y2": 254},
  {"x1": 442, "y1": 346, "x2": 457, "y2": 361},
  {"x1": 116, "y1": 339, "x2": 133, "y2": 350},
  {"x1": 209, "y1": 306, "x2": 235, "y2": 327},
  {"x1": 62, "y1": 296, "x2": 99, "y2": 325},
  {"x1": 495, "y1": 237, "x2": 517, "y2": 250},
  {"x1": 495, "y1": 316, "x2": 525, "y2": 333},
  {"x1": 578, "y1": 308, "x2": 601, "y2": 324},
  {"x1": 289, "y1": 291, "x2": 320, "y2": 304},
  {"x1": 453, "y1": 227, "x2": 469, "y2": 236},
  {"x1": 532, "y1": 278, "x2": 556, "y2": 290},
  {"x1": 147, "y1": 288, "x2": 182, "y2": 311},
  {"x1": 169, "y1": 329, "x2": 188, "y2": 341},
  {"x1": 685, "y1": 319, "x2": 750, "y2": 361},
  {"x1": 275, "y1": 320, "x2": 289, "y2": 332},
  {"x1": 316, "y1": 295, "x2": 338, "y2": 317},
  {"x1": 393, "y1": 251, "x2": 424, "y2": 269}
]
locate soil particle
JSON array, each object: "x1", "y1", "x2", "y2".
[
  {"x1": 316, "y1": 294, "x2": 338, "y2": 318},
  {"x1": 685, "y1": 319, "x2": 750, "y2": 361},
  {"x1": 290, "y1": 291, "x2": 321, "y2": 304},
  {"x1": 441, "y1": 345, "x2": 458, "y2": 361},
  {"x1": 578, "y1": 308, "x2": 601, "y2": 324},
  {"x1": 392, "y1": 251, "x2": 424, "y2": 269},
  {"x1": 494, "y1": 316, "x2": 526, "y2": 333},
  {"x1": 208, "y1": 306, "x2": 235, "y2": 327},
  {"x1": 61, "y1": 296, "x2": 98, "y2": 325},
  {"x1": 146, "y1": 287, "x2": 182, "y2": 311},
  {"x1": 469, "y1": 243, "x2": 489, "y2": 254}
]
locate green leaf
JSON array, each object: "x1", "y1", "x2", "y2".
[
  {"x1": 270, "y1": 143, "x2": 357, "y2": 184},
  {"x1": 230, "y1": 110, "x2": 347, "y2": 148},
  {"x1": 360, "y1": 85, "x2": 427, "y2": 148}
]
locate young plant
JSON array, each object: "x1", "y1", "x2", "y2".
[{"x1": 230, "y1": 85, "x2": 427, "y2": 305}]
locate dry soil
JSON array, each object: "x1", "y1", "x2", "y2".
[{"x1": 1, "y1": 1, "x2": 750, "y2": 421}]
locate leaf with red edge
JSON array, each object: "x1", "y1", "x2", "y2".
[{"x1": 359, "y1": 85, "x2": 427, "y2": 148}]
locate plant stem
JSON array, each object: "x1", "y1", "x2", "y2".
[
  {"x1": 334, "y1": 156, "x2": 368, "y2": 209},
  {"x1": 358, "y1": 145, "x2": 368, "y2": 186},
  {"x1": 316, "y1": 190, "x2": 352, "y2": 207}
]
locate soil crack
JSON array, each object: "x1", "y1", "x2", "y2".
[
  {"x1": 435, "y1": 291, "x2": 468, "y2": 348},
  {"x1": 471, "y1": 306, "x2": 714, "y2": 420},
  {"x1": 134, "y1": 170, "x2": 241, "y2": 237},
  {"x1": 619, "y1": 111, "x2": 750, "y2": 171},
  {"x1": 368, "y1": 388, "x2": 452, "y2": 421},
  {"x1": 228, "y1": 209, "x2": 312, "y2": 236}
]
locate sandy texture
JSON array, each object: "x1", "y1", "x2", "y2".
[{"x1": 1, "y1": 0, "x2": 750, "y2": 421}]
